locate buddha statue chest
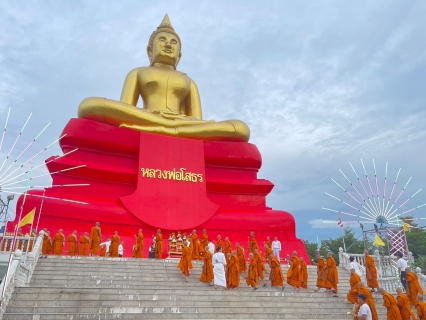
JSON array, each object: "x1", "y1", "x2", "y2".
[{"x1": 136, "y1": 67, "x2": 191, "y2": 113}]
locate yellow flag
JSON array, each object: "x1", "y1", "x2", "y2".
[
  {"x1": 373, "y1": 234, "x2": 385, "y2": 246},
  {"x1": 403, "y1": 222, "x2": 410, "y2": 232},
  {"x1": 18, "y1": 208, "x2": 36, "y2": 228}
]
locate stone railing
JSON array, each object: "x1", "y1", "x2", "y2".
[
  {"x1": 338, "y1": 249, "x2": 366, "y2": 278},
  {"x1": 0, "y1": 235, "x2": 36, "y2": 254},
  {"x1": 0, "y1": 231, "x2": 44, "y2": 319}
]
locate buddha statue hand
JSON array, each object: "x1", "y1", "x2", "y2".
[{"x1": 152, "y1": 110, "x2": 199, "y2": 121}]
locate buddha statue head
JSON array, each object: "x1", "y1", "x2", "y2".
[{"x1": 147, "y1": 14, "x2": 182, "y2": 69}]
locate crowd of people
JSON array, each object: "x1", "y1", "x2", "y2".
[{"x1": 35, "y1": 224, "x2": 426, "y2": 319}]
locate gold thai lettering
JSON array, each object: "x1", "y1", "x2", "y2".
[{"x1": 140, "y1": 168, "x2": 203, "y2": 183}]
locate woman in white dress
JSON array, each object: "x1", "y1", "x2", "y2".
[{"x1": 212, "y1": 247, "x2": 227, "y2": 290}]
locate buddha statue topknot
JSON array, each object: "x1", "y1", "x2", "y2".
[{"x1": 78, "y1": 14, "x2": 250, "y2": 142}]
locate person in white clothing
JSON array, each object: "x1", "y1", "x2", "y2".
[
  {"x1": 118, "y1": 241, "x2": 124, "y2": 257},
  {"x1": 208, "y1": 239, "x2": 215, "y2": 255},
  {"x1": 212, "y1": 247, "x2": 227, "y2": 290},
  {"x1": 396, "y1": 252, "x2": 408, "y2": 290},
  {"x1": 99, "y1": 237, "x2": 111, "y2": 257},
  {"x1": 349, "y1": 256, "x2": 362, "y2": 277},
  {"x1": 353, "y1": 294, "x2": 372, "y2": 320},
  {"x1": 272, "y1": 237, "x2": 281, "y2": 261}
]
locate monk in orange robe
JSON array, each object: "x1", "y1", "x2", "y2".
[
  {"x1": 314, "y1": 254, "x2": 326, "y2": 292},
  {"x1": 90, "y1": 222, "x2": 102, "y2": 256},
  {"x1": 200, "y1": 246, "x2": 213, "y2": 284},
  {"x1": 109, "y1": 231, "x2": 120, "y2": 257},
  {"x1": 347, "y1": 268, "x2": 361, "y2": 304},
  {"x1": 287, "y1": 251, "x2": 301, "y2": 290},
  {"x1": 79, "y1": 232, "x2": 90, "y2": 256},
  {"x1": 357, "y1": 282, "x2": 379, "y2": 320},
  {"x1": 265, "y1": 236, "x2": 272, "y2": 250},
  {"x1": 254, "y1": 249, "x2": 267, "y2": 287},
  {"x1": 42, "y1": 228, "x2": 49, "y2": 254},
  {"x1": 246, "y1": 253, "x2": 259, "y2": 290},
  {"x1": 133, "y1": 229, "x2": 144, "y2": 258},
  {"x1": 364, "y1": 250, "x2": 379, "y2": 293},
  {"x1": 200, "y1": 229, "x2": 209, "y2": 255},
  {"x1": 416, "y1": 295, "x2": 426, "y2": 320},
  {"x1": 300, "y1": 257, "x2": 309, "y2": 291},
  {"x1": 28, "y1": 229, "x2": 36, "y2": 252},
  {"x1": 178, "y1": 241, "x2": 191, "y2": 281},
  {"x1": 325, "y1": 252, "x2": 339, "y2": 297},
  {"x1": 227, "y1": 250, "x2": 240, "y2": 289},
  {"x1": 406, "y1": 267, "x2": 424, "y2": 307},
  {"x1": 268, "y1": 254, "x2": 285, "y2": 290},
  {"x1": 190, "y1": 230, "x2": 201, "y2": 260},
  {"x1": 379, "y1": 288, "x2": 403, "y2": 320},
  {"x1": 263, "y1": 244, "x2": 273, "y2": 261},
  {"x1": 53, "y1": 229, "x2": 65, "y2": 255},
  {"x1": 249, "y1": 231, "x2": 258, "y2": 254},
  {"x1": 99, "y1": 237, "x2": 110, "y2": 257},
  {"x1": 224, "y1": 237, "x2": 232, "y2": 256},
  {"x1": 67, "y1": 230, "x2": 78, "y2": 256},
  {"x1": 155, "y1": 229, "x2": 163, "y2": 259},
  {"x1": 46, "y1": 231, "x2": 52, "y2": 254},
  {"x1": 396, "y1": 287, "x2": 416, "y2": 320},
  {"x1": 236, "y1": 243, "x2": 247, "y2": 275},
  {"x1": 216, "y1": 235, "x2": 223, "y2": 250}
]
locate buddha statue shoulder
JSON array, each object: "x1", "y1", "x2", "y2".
[{"x1": 78, "y1": 14, "x2": 250, "y2": 142}]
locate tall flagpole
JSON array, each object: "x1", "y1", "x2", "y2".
[
  {"x1": 34, "y1": 189, "x2": 46, "y2": 232},
  {"x1": 11, "y1": 167, "x2": 33, "y2": 251}
]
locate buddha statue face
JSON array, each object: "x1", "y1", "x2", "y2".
[{"x1": 148, "y1": 31, "x2": 181, "y2": 68}]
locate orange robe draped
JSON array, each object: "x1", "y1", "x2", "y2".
[
  {"x1": 200, "y1": 232, "x2": 208, "y2": 252},
  {"x1": 178, "y1": 246, "x2": 191, "y2": 276},
  {"x1": 255, "y1": 252, "x2": 266, "y2": 280},
  {"x1": 246, "y1": 256, "x2": 258, "y2": 287},
  {"x1": 406, "y1": 272, "x2": 424, "y2": 307},
  {"x1": 249, "y1": 236, "x2": 258, "y2": 254},
  {"x1": 287, "y1": 256, "x2": 301, "y2": 287},
  {"x1": 53, "y1": 233, "x2": 65, "y2": 255},
  {"x1": 264, "y1": 247, "x2": 273, "y2": 260},
  {"x1": 325, "y1": 256, "x2": 339, "y2": 293},
  {"x1": 79, "y1": 236, "x2": 90, "y2": 256},
  {"x1": 236, "y1": 246, "x2": 247, "y2": 272},
  {"x1": 133, "y1": 232, "x2": 144, "y2": 258},
  {"x1": 300, "y1": 260, "x2": 308, "y2": 289},
  {"x1": 316, "y1": 257, "x2": 326, "y2": 287},
  {"x1": 110, "y1": 234, "x2": 120, "y2": 257},
  {"x1": 397, "y1": 293, "x2": 416, "y2": 320},
  {"x1": 357, "y1": 287, "x2": 379, "y2": 320},
  {"x1": 100, "y1": 245, "x2": 107, "y2": 257},
  {"x1": 42, "y1": 233, "x2": 49, "y2": 254},
  {"x1": 90, "y1": 226, "x2": 101, "y2": 255},
  {"x1": 190, "y1": 234, "x2": 201, "y2": 260},
  {"x1": 416, "y1": 301, "x2": 426, "y2": 320},
  {"x1": 383, "y1": 292, "x2": 403, "y2": 320},
  {"x1": 269, "y1": 257, "x2": 284, "y2": 287},
  {"x1": 67, "y1": 234, "x2": 78, "y2": 256},
  {"x1": 347, "y1": 273, "x2": 361, "y2": 304},
  {"x1": 228, "y1": 254, "x2": 240, "y2": 288},
  {"x1": 199, "y1": 250, "x2": 213, "y2": 282},
  {"x1": 266, "y1": 240, "x2": 272, "y2": 249},
  {"x1": 155, "y1": 233, "x2": 163, "y2": 259},
  {"x1": 216, "y1": 238, "x2": 223, "y2": 250},
  {"x1": 225, "y1": 240, "x2": 232, "y2": 256},
  {"x1": 365, "y1": 255, "x2": 379, "y2": 288},
  {"x1": 47, "y1": 235, "x2": 52, "y2": 253}
]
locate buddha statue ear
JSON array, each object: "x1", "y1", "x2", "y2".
[{"x1": 147, "y1": 45, "x2": 153, "y2": 65}]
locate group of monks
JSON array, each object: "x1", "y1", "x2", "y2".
[{"x1": 343, "y1": 250, "x2": 425, "y2": 320}]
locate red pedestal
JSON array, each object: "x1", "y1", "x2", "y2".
[{"x1": 14, "y1": 118, "x2": 308, "y2": 261}]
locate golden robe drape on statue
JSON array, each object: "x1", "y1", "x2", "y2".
[
  {"x1": 237, "y1": 246, "x2": 247, "y2": 272},
  {"x1": 316, "y1": 257, "x2": 326, "y2": 287},
  {"x1": 325, "y1": 256, "x2": 339, "y2": 293},
  {"x1": 53, "y1": 233, "x2": 64, "y2": 255},
  {"x1": 300, "y1": 260, "x2": 308, "y2": 289},
  {"x1": 246, "y1": 256, "x2": 258, "y2": 287},
  {"x1": 110, "y1": 235, "x2": 120, "y2": 257},
  {"x1": 134, "y1": 232, "x2": 144, "y2": 258},
  {"x1": 287, "y1": 256, "x2": 301, "y2": 287},
  {"x1": 79, "y1": 236, "x2": 90, "y2": 256},
  {"x1": 155, "y1": 233, "x2": 163, "y2": 259},
  {"x1": 397, "y1": 293, "x2": 416, "y2": 320},
  {"x1": 90, "y1": 226, "x2": 101, "y2": 255},
  {"x1": 178, "y1": 247, "x2": 191, "y2": 276},
  {"x1": 406, "y1": 272, "x2": 424, "y2": 307},
  {"x1": 269, "y1": 257, "x2": 284, "y2": 287},
  {"x1": 383, "y1": 292, "x2": 403, "y2": 320},
  {"x1": 67, "y1": 234, "x2": 77, "y2": 256},
  {"x1": 365, "y1": 255, "x2": 379, "y2": 288},
  {"x1": 347, "y1": 273, "x2": 361, "y2": 304},
  {"x1": 357, "y1": 287, "x2": 379, "y2": 320},
  {"x1": 199, "y1": 250, "x2": 213, "y2": 282}
]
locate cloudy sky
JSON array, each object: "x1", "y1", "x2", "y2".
[{"x1": 1, "y1": 1, "x2": 425, "y2": 242}]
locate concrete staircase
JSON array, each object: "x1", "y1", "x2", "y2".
[{"x1": 3, "y1": 256, "x2": 388, "y2": 319}]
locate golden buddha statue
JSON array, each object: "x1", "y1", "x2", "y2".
[{"x1": 78, "y1": 14, "x2": 250, "y2": 142}]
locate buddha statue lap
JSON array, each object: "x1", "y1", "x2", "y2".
[{"x1": 78, "y1": 14, "x2": 250, "y2": 142}]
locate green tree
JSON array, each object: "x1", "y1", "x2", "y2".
[
  {"x1": 302, "y1": 240, "x2": 327, "y2": 263},
  {"x1": 401, "y1": 216, "x2": 426, "y2": 257}
]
